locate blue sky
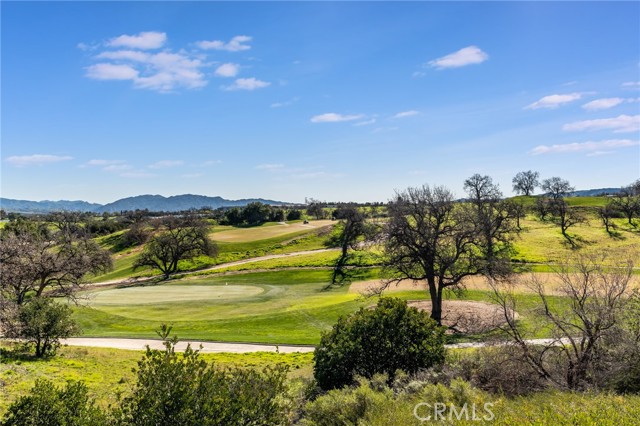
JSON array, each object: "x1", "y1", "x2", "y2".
[{"x1": 2, "y1": 1, "x2": 639, "y2": 204}]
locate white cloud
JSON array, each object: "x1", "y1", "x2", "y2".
[
  {"x1": 81, "y1": 159, "x2": 133, "y2": 173},
  {"x1": 84, "y1": 33, "x2": 270, "y2": 93},
  {"x1": 196, "y1": 35, "x2": 252, "y2": 52},
  {"x1": 256, "y1": 163, "x2": 284, "y2": 171},
  {"x1": 214, "y1": 63, "x2": 240, "y2": 78},
  {"x1": 310, "y1": 113, "x2": 364, "y2": 123},
  {"x1": 412, "y1": 71, "x2": 426, "y2": 78},
  {"x1": 270, "y1": 97, "x2": 300, "y2": 108},
  {"x1": 224, "y1": 77, "x2": 270, "y2": 91},
  {"x1": 200, "y1": 160, "x2": 222, "y2": 167},
  {"x1": 107, "y1": 31, "x2": 167, "y2": 50},
  {"x1": 529, "y1": 139, "x2": 639, "y2": 155},
  {"x1": 103, "y1": 164, "x2": 134, "y2": 173},
  {"x1": 428, "y1": 46, "x2": 488, "y2": 69},
  {"x1": 525, "y1": 92, "x2": 583, "y2": 110},
  {"x1": 394, "y1": 110, "x2": 419, "y2": 118},
  {"x1": 96, "y1": 50, "x2": 151, "y2": 62},
  {"x1": 134, "y1": 52, "x2": 207, "y2": 91},
  {"x1": 84, "y1": 159, "x2": 126, "y2": 167},
  {"x1": 582, "y1": 98, "x2": 625, "y2": 111},
  {"x1": 6, "y1": 154, "x2": 73, "y2": 167},
  {"x1": 622, "y1": 81, "x2": 640, "y2": 89},
  {"x1": 86, "y1": 63, "x2": 139, "y2": 80},
  {"x1": 77, "y1": 42, "x2": 99, "y2": 51},
  {"x1": 354, "y1": 119, "x2": 376, "y2": 126},
  {"x1": 563, "y1": 115, "x2": 640, "y2": 134},
  {"x1": 586, "y1": 150, "x2": 614, "y2": 157},
  {"x1": 148, "y1": 160, "x2": 184, "y2": 169},
  {"x1": 86, "y1": 49, "x2": 206, "y2": 92}
]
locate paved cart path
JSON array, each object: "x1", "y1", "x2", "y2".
[{"x1": 61, "y1": 337, "x2": 569, "y2": 353}]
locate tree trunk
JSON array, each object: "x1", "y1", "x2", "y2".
[{"x1": 427, "y1": 277, "x2": 442, "y2": 325}]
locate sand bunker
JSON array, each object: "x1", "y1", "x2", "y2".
[{"x1": 407, "y1": 300, "x2": 518, "y2": 334}]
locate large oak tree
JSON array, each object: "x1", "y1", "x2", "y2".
[
  {"x1": 383, "y1": 185, "x2": 486, "y2": 325},
  {"x1": 0, "y1": 232, "x2": 112, "y2": 305},
  {"x1": 133, "y1": 215, "x2": 217, "y2": 279}
]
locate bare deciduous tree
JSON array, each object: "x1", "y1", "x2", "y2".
[
  {"x1": 611, "y1": 186, "x2": 640, "y2": 225},
  {"x1": 541, "y1": 177, "x2": 574, "y2": 200},
  {"x1": 549, "y1": 199, "x2": 585, "y2": 247},
  {"x1": 503, "y1": 199, "x2": 526, "y2": 230},
  {"x1": 463, "y1": 174, "x2": 517, "y2": 278},
  {"x1": 512, "y1": 170, "x2": 540, "y2": 196},
  {"x1": 598, "y1": 203, "x2": 618, "y2": 236},
  {"x1": 538, "y1": 177, "x2": 583, "y2": 246},
  {"x1": 489, "y1": 253, "x2": 636, "y2": 390},
  {"x1": 327, "y1": 205, "x2": 373, "y2": 287},
  {"x1": 0, "y1": 233, "x2": 112, "y2": 305}
]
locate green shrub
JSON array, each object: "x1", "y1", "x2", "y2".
[
  {"x1": 2, "y1": 380, "x2": 107, "y2": 426},
  {"x1": 314, "y1": 298, "x2": 445, "y2": 390},
  {"x1": 302, "y1": 375, "x2": 394, "y2": 426},
  {"x1": 9, "y1": 297, "x2": 79, "y2": 358},
  {"x1": 114, "y1": 326, "x2": 290, "y2": 426}
]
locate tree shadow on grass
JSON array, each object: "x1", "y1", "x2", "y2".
[
  {"x1": 0, "y1": 343, "x2": 50, "y2": 363},
  {"x1": 605, "y1": 230, "x2": 626, "y2": 240}
]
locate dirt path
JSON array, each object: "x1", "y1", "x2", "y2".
[{"x1": 60, "y1": 337, "x2": 568, "y2": 353}]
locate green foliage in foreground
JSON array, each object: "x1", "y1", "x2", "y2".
[
  {"x1": 314, "y1": 298, "x2": 445, "y2": 390},
  {"x1": 302, "y1": 376, "x2": 640, "y2": 426},
  {"x1": 0, "y1": 343, "x2": 312, "y2": 417},
  {"x1": 2, "y1": 380, "x2": 107, "y2": 426},
  {"x1": 2, "y1": 333, "x2": 291, "y2": 426},
  {"x1": 113, "y1": 328, "x2": 289, "y2": 426}
]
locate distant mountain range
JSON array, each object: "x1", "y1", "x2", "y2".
[
  {"x1": 0, "y1": 188, "x2": 626, "y2": 214},
  {"x1": 569, "y1": 188, "x2": 622, "y2": 197},
  {"x1": 0, "y1": 194, "x2": 293, "y2": 214}
]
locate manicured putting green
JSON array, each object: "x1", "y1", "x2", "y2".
[{"x1": 88, "y1": 285, "x2": 264, "y2": 305}]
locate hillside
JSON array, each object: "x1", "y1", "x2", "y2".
[
  {"x1": 95, "y1": 194, "x2": 292, "y2": 213},
  {"x1": 0, "y1": 198, "x2": 102, "y2": 213},
  {"x1": 0, "y1": 194, "x2": 292, "y2": 214}
]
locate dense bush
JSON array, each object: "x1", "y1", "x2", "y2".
[
  {"x1": 5, "y1": 297, "x2": 79, "y2": 358},
  {"x1": 286, "y1": 209, "x2": 302, "y2": 221},
  {"x1": 314, "y1": 298, "x2": 445, "y2": 390},
  {"x1": 118, "y1": 223, "x2": 150, "y2": 248},
  {"x1": 2, "y1": 380, "x2": 107, "y2": 426},
  {"x1": 302, "y1": 376, "x2": 489, "y2": 426},
  {"x1": 114, "y1": 326, "x2": 290, "y2": 426},
  {"x1": 458, "y1": 346, "x2": 548, "y2": 396}
]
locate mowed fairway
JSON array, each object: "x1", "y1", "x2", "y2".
[
  {"x1": 211, "y1": 220, "x2": 334, "y2": 242},
  {"x1": 73, "y1": 270, "x2": 379, "y2": 344}
]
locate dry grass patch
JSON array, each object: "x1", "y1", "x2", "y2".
[{"x1": 211, "y1": 220, "x2": 334, "y2": 242}]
